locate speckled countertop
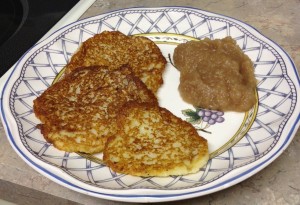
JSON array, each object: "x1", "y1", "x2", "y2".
[{"x1": 0, "y1": 0, "x2": 299, "y2": 204}]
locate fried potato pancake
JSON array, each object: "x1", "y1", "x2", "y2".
[
  {"x1": 64, "y1": 31, "x2": 167, "y2": 93},
  {"x1": 33, "y1": 65, "x2": 157, "y2": 153},
  {"x1": 103, "y1": 102, "x2": 209, "y2": 177}
]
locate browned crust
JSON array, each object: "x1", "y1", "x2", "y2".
[
  {"x1": 33, "y1": 65, "x2": 158, "y2": 153},
  {"x1": 103, "y1": 102, "x2": 208, "y2": 177},
  {"x1": 64, "y1": 31, "x2": 167, "y2": 93}
]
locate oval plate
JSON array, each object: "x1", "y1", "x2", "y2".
[{"x1": 1, "y1": 6, "x2": 299, "y2": 203}]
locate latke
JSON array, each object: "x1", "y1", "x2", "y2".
[
  {"x1": 103, "y1": 102, "x2": 209, "y2": 177},
  {"x1": 33, "y1": 65, "x2": 157, "y2": 153},
  {"x1": 64, "y1": 31, "x2": 167, "y2": 94}
]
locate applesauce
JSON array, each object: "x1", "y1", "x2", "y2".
[{"x1": 173, "y1": 37, "x2": 256, "y2": 112}]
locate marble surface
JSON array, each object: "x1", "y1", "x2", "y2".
[{"x1": 1, "y1": 0, "x2": 300, "y2": 204}]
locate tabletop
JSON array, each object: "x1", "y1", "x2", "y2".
[{"x1": 0, "y1": 0, "x2": 299, "y2": 204}]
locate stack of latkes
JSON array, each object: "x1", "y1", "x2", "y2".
[{"x1": 33, "y1": 31, "x2": 208, "y2": 177}]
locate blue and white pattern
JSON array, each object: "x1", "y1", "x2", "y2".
[{"x1": 1, "y1": 7, "x2": 299, "y2": 203}]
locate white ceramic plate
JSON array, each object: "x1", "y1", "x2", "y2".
[{"x1": 1, "y1": 7, "x2": 299, "y2": 203}]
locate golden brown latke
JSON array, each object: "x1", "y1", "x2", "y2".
[
  {"x1": 64, "y1": 31, "x2": 167, "y2": 93},
  {"x1": 103, "y1": 102, "x2": 209, "y2": 177},
  {"x1": 33, "y1": 65, "x2": 157, "y2": 153}
]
